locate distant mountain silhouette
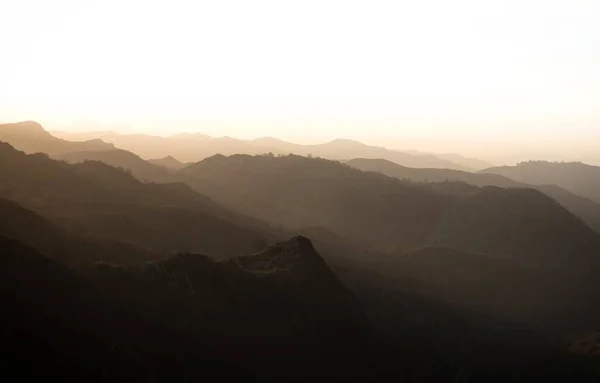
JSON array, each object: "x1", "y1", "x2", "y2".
[
  {"x1": 53, "y1": 127, "x2": 475, "y2": 170},
  {"x1": 0, "y1": 198, "x2": 157, "y2": 266},
  {"x1": 0, "y1": 121, "x2": 114, "y2": 155},
  {"x1": 348, "y1": 158, "x2": 600, "y2": 232},
  {"x1": 147, "y1": 155, "x2": 187, "y2": 171},
  {"x1": 55, "y1": 149, "x2": 177, "y2": 183},
  {"x1": 437, "y1": 152, "x2": 493, "y2": 170},
  {"x1": 483, "y1": 161, "x2": 600, "y2": 204}
]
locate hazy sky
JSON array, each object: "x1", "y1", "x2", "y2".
[{"x1": 1, "y1": 0, "x2": 599, "y2": 162}]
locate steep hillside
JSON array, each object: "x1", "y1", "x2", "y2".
[
  {"x1": 348, "y1": 158, "x2": 600, "y2": 232},
  {"x1": 0, "y1": 143, "x2": 272, "y2": 259},
  {"x1": 429, "y1": 187, "x2": 600, "y2": 263},
  {"x1": 0, "y1": 121, "x2": 113, "y2": 154},
  {"x1": 0, "y1": 198, "x2": 157, "y2": 266},
  {"x1": 483, "y1": 161, "x2": 600, "y2": 204},
  {"x1": 148, "y1": 155, "x2": 187, "y2": 171},
  {"x1": 347, "y1": 158, "x2": 518, "y2": 187},
  {"x1": 182, "y1": 154, "x2": 452, "y2": 250},
  {"x1": 182, "y1": 154, "x2": 600, "y2": 260},
  {"x1": 55, "y1": 149, "x2": 176, "y2": 183}
]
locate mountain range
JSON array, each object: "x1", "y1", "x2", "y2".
[
  {"x1": 2, "y1": 121, "x2": 600, "y2": 381},
  {"x1": 51, "y1": 127, "x2": 491, "y2": 170}
]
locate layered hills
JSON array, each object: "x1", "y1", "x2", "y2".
[{"x1": 2, "y1": 121, "x2": 600, "y2": 380}]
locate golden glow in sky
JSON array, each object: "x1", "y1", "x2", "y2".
[{"x1": 1, "y1": 0, "x2": 599, "y2": 160}]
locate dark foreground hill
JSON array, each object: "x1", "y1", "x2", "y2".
[
  {"x1": 0, "y1": 235, "x2": 379, "y2": 382},
  {"x1": 5, "y1": 231, "x2": 598, "y2": 382}
]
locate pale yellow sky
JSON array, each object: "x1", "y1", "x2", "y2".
[{"x1": 1, "y1": 0, "x2": 599, "y2": 162}]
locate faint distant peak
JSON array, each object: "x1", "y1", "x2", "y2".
[
  {"x1": 326, "y1": 138, "x2": 366, "y2": 146},
  {"x1": 148, "y1": 154, "x2": 185, "y2": 170},
  {"x1": 251, "y1": 137, "x2": 288, "y2": 145}
]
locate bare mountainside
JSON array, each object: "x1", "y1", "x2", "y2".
[
  {"x1": 53, "y1": 127, "x2": 480, "y2": 170},
  {"x1": 347, "y1": 158, "x2": 600, "y2": 232},
  {"x1": 0, "y1": 142, "x2": 275, "y2": 259},
  {"x1": 0, "y1": 121, "x2": 114, "y2": 154},
  {"x1": 182, "y1": 154, "x2": 600, "y2": 258},
  {"x1": 483, "y1": 161, "x2": 600, "y2": 205}
]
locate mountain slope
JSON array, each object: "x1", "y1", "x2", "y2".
[
  {"x1": 148, "y1": 155, "x2": 187, "y2": 171},
  {"x1": 0, "y1": 198, "x2": 157, "y2": 266},
  {"x1": 55, "y1": 149, "x2": 176, "y2": 183},
  {"x1": 182, "y1": 154, "x2": 452, "y2": 250},
  {"x1": 0, "y1": 121, "x2": 114, "y2": 155},
  {"x1": 182, "y1": 154, "x2": 600, "y2": 262},
  {"x1": 483, "y1": 161, "x2": 600, "y2": 204},
  {"x1": 348, "y1": 158, "x2": 600, "y2": 232},
  {"x1": 83, "y1": 236, "x2": 373, "y2": 380},
  {"x1": 0, "y1": 142, "x2": 272, "y2": 259}
]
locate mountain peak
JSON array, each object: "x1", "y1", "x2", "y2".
[
  {"x1": 326, "y1": 138, "x2": 365, "y2": 146},
  {"x1": 0, "y1": 121, "x2": 48, "y2": 136},
  {"x1": 234, "y1": 236, "x2": 322, "y2": 275},
  {"x1": 252, "y1": 137, "x2": 288, "y2": 146}
]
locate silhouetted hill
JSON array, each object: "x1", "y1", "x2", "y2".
[
  {"x1": 0, "y1": 198, "x2": 157, "y2": 266},
  {"x1": 43, "y1": 234, "x2": 374, "y2": 380},
  {"x1": 183, "y1": 154, "x2": 600, "y2": 256},
  {"x1": 437, "y1": 152, "x2": 493, "y2": 171},
  {"x1": 483, "y1": 161, "x2": 600, "y2": 204},
  {"x1": 0, "y1": 142, "x2": 272, "y2": 259},
  {"x1": 348, "y1": 158, "x2": 514, "y2": 185},
  {"x1": 55, "y1": 149, "x2": 176, "y2": 183},
  {"x1": 148, "y1": 155, "x2": 187, "y2": 171},
  {"x1": 0, "y1": 234, "x2": 380, "y2": 381},
  {"x1": 430, "y1": 186, "x2": 600, "y2": 262},
  {"x1": 0, "y1": 121, "x2": 114, "y2": 155},
  {"x1": 348, "y1": 158, "x2": 600, "y2": 232},
  {"x1": 182, "y1": 154, "x2": 600, "y2": 323},
  {"x1": 182, "y1": 154, "x2": 451, "y2": 250},
  {"x1": 0, "y1": 236, "x2": 235, "y2": 381},
  {"x1": 95, "y1": 236, "x2": 365, "y2": 348}
]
